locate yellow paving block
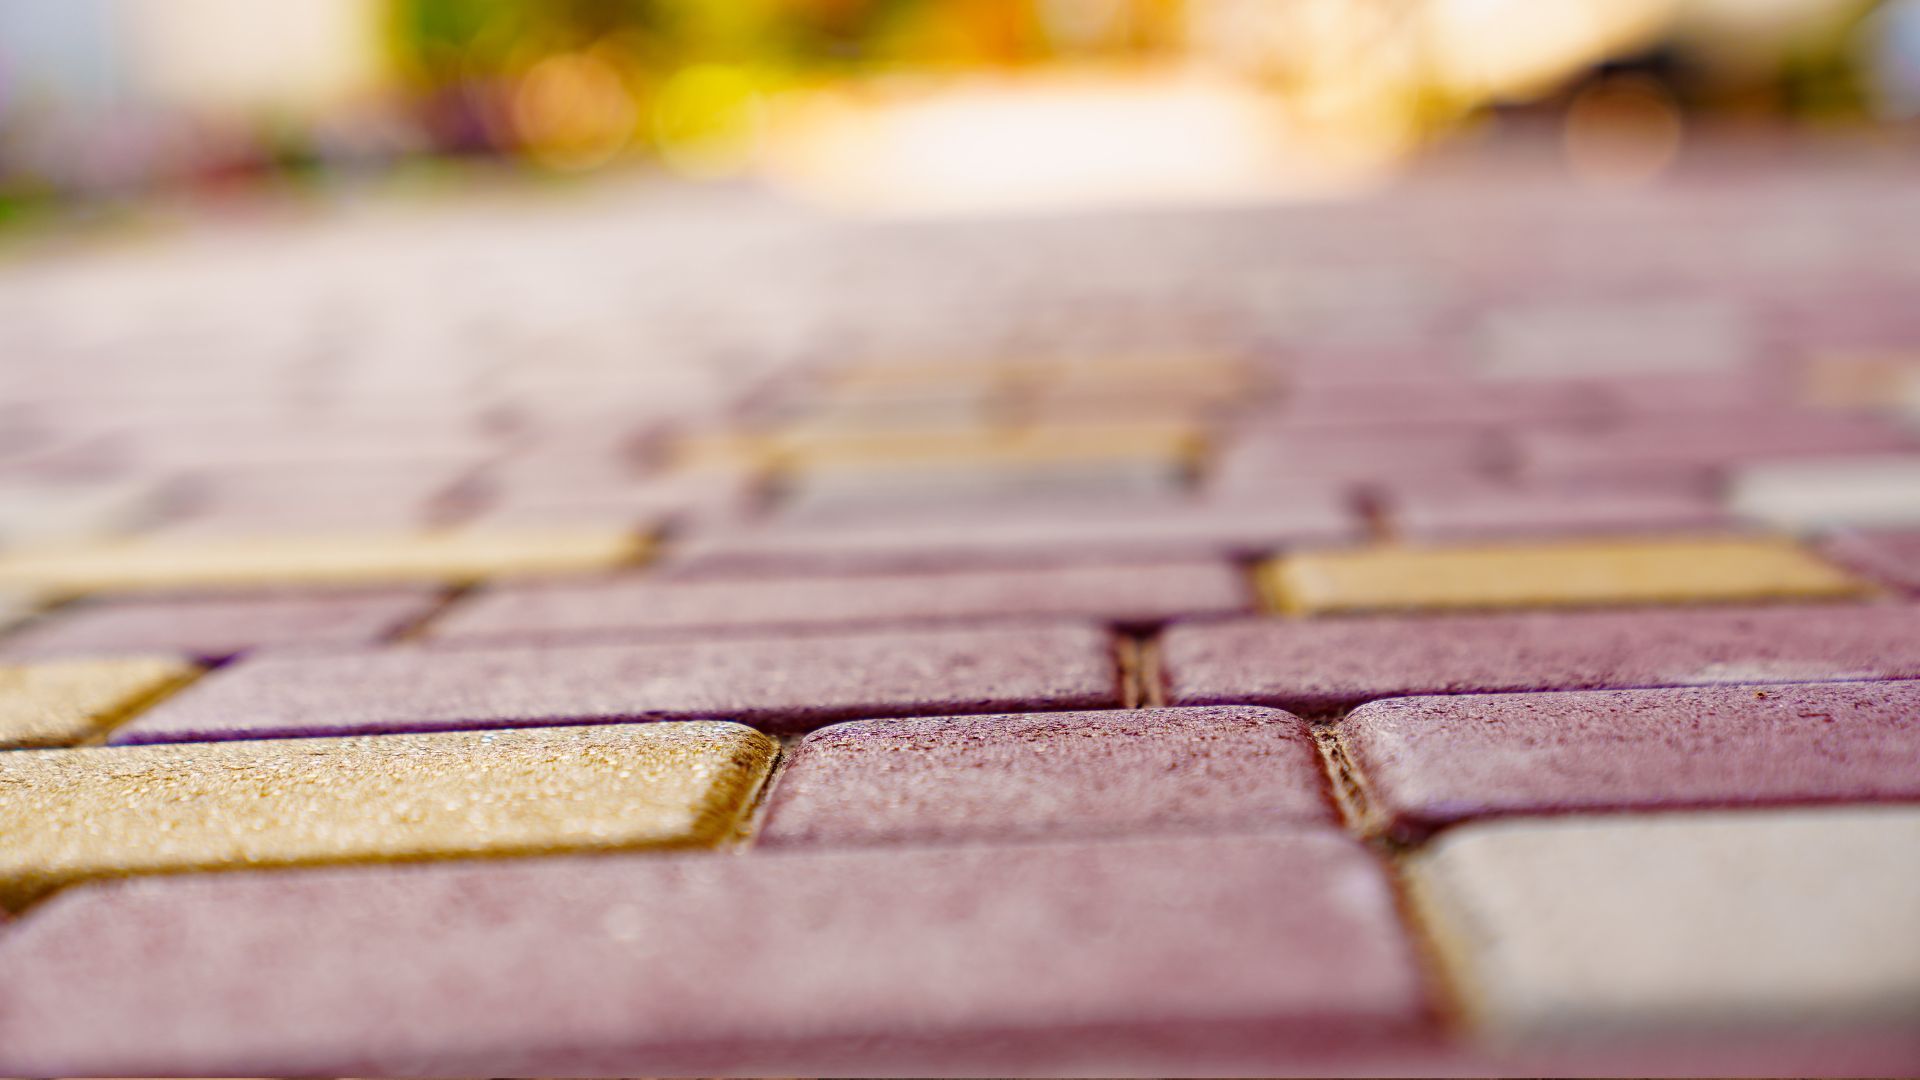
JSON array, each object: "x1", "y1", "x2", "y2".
[
  {"x1": 0, "y1": 657, "x2": 197, "y2": 750},
  {"x1": 0, "y1": 529, "x2": 648, "y2": 594},
  {"x1": 689, "y1": 421, "x2": 1204, "y2": 472},
  {"x1": 0, "y1": 721, "x2": 778, "y2": 908},
  {"x1": 1262, "y1": 535, "x2": 1873, "y2": 615}
]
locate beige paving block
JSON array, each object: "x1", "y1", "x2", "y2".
[
  {"x1": 1407, "y1": 808, "x2": 1920, "y2": 1038},
  {"x1": 0, "y1": 722, "x2": 777, "y2": 908},
  {"x1": 0, "y1": 657, "x2": 196, "y2": 750},
  {"x1": 0, "y1": 529, "x2": 648, "y2": 594},
  {"x1": 686, "y1": 421, "x2": 1203, "y2": 473},
  {"x1": 1262, "y1": 536, "x2": 1871, "y2": 615}
]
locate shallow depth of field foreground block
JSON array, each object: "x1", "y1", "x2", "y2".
[
  {"x1": 760, "y1": 706, "x2": 1335, "y2": 847},
  {"x1": 0, "y1": 722, "x2": 776, "y2": 908},
  {"x1": 0, "y1": 657, "x2": 196, "y2": 749},
  {"x1": 1263, "y1": 536, "x2": 1870, "y2": 614},
  {"x1": 1339, "y1": 681, "x2": 1920, "y2": 839},
  {"x1": 113, "y1": 623, "x2": 1121, "y2": 741},
  {"x1": 1408, "y1": 808, "x2": 1920, "y2": 1045},
  {"x1": 0, "y1": 530, "x2": 647, "y2": 593},
  {"x1": 0, "y1": 830, "x2": 1433, "y2": 1076}
]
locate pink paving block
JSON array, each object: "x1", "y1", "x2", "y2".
[
  {"x1": 430, "y1": 561, "x2": 1251, "y2": 642},
  {"x1": 663, "y1": 497, "x2": 1358, "y2": 575},
  {"x1": 1517, "y1": 412, "x2": 1920, "y2": 486},
  {"x1": 1276, "y1": 378, "x2": 1605, "y2": 431},
  {"x1": 0, "y1": 588, "x2": 444, "y2": 661},
  {"x1": 0, "y1": 830, "x2": 1436, "y2": 1076},
  {"x1": 1341, "y1": 681, "x2": 1920, "y2": 840},
  {"x1": 1162, "y1": 602, "x2": 1920, "y2": 715},
  {"x1": 110, "y1": 622, "x2": 1121, "y2": 742},
  {"x1": 1386, "y1": 486, "x2": 1732, "y2": 541},
  {"x1": 1825, "y1": 529, "x2": 1920, "y2": 593},
  {"x1": 1207, "y1": 429, "x2": 1499, "y2": 494},
  {"x1": 760, "y1": 706, "x2": 1335, "y2": 847}
]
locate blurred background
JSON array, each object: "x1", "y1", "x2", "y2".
[{"x1": 2, "y1": 0, "x2": 1918, "y2": 222}]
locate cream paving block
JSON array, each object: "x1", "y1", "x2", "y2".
[
  {"x1": 1407, "y1": 808, "x2": 1920, "y2": 1039},
  {"x1": 0, "y1": 722, "x2": 777, "y2": 908},
  {"x1": 0, "y1": 657, "x2": 196, "y2": 750},
  {"x1": 1729, "y1": 456, "x2": 1920, "y2": 529},
  {"x1": 1262, "y1": 536, "x2": 1871, "y2": 615},
  {"x1": 0, "y1": 528, "x2": 648, "y2": 594}
]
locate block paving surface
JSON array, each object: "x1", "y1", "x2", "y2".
[{"x1": 1, "y1": 158, "x2": 1919, "y2": 1074}]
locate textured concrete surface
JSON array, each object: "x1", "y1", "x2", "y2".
[
  {"x1": 1340, "y1": 681, "x2": 1920, "y2": 838},
  {"x1": 0, "y1": 657, "x2": 196, "y2": 749},
  {"x1": 112, "y1": 622, "x2": 1122, "y2": 742},
  {"x1": 0, "y1": 829, "x2": 1433, "y2": 1076},
  {"x1": 761, "y1": 706, "x2": 1334, "y2": 847},
  {"x1": 0, "y1": 722, "x2": 775, "y2": 908},
  {"x1": 1162, "y1": 602, "x2": 1920, "y2": 713},
  {"x1": 0, "y1": 588, "x2": 443, "y2": 660},
  {"x1": 430, "y1": 561, "x2": 1250, "y2": 641},
  {"x1": 1262, "y1": 536, "x2": 1870, "y2": 615},
  {"x1": 1408, "y1": 808, "x2": 1920, "y2": 1044}
]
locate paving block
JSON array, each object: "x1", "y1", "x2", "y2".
[
  {"x1": 0, "y1": 829, "x2": 1433, "y2": 1076},
  {"x1": 430, "y1": 561, "x2": 1250, "y2": 642},
  {"x1": 666, "y1": 497, "x2": 1357, "y2": 574},
  {"x1": 775, "y1": 423, "x2": 1204, "y2": 509},
  {"x1": 0, "y1": 529, "x2": 647, "y2": 594},
  {"x1": 0, "y1": 721, "x2": 775, "y2": 908},
  {"x1": 114, "y1": 622, "x2": 1121, "y2": 742},
  {"x1": 1262, "y1": 536, "x2": 1869, "y2": 615},
  {"x1": 1387, "y1": 487, "x2": 1729, "y2": 542},
  {"x1": 761, "y1": 706, "x2": 1334, "y2": 847},
  {"x1": 1340, "y1": 681, "x2": 1920, "y2": 839},
  {"x1": 1517, "y1": 413, "x2": 1920, "y2": 486},
  {"x1": 687, "y1": 421, "x2": 1202, "y2": 471},
  {"x1": 0, "y1": 657, "x2": 196, "y2": 750},
  {"x1": 1475, "y1": 298, "x2": 1752, "y2": 379},
  {"x1": 1729, "y1": 455, "x2": 1920, "y2": 529},
  {"x1": 0, "y1": 588, "x2": 443, "y2": 660},
  {"x1": 1162, "y1": 602, "x2": 1920, "y2": 714},
  {"x1": 1407, "y1": 808, "x2": 1920, "y2": 1055},
  {"x1": 1825, "y1": 528, "x2": 1920, "y2": 592}
]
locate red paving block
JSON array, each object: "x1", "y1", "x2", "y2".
[
  {"x1": 1339, "y1": 681, "x2": 1920, "y2": 840},
  {"x1": 429, "y1": 561, "x2": 1251, "y2": 642},
  {"x1": 110, "y1": 622, "x2": 1121, "y2": 742},
  {"x1": 1385, "y1": 487, "x2": 1731, "y2": 541},
  {"x1": 664, "y1": 497, "x2": 1358, "y2": 575},
  {"x1": 760, "y1": 706, "x2": 1335, "y2": 847},
  {"x1": 0, "y1": 588, "x2": 443, "y2": 661},
  {"x1": 1826, "y1": 528, "x2": 1920, "y2": 593},
  {"x1": 1161, "y1": 603, "x2": 1920, "y2": 714},
  {"x1": 0, "y1": 830, "x2": 1436, "y2": 1076},
  {"x1": 1516, "y1": 413, "x2": 1920, "y2": 487}
]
